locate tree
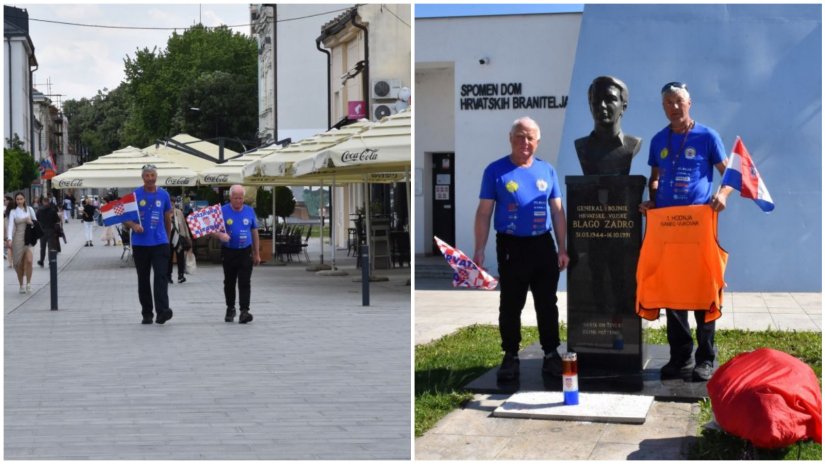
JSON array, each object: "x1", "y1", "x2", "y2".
[
  {"x1": 122, "y1": 25, "x2": 258, "y2": 148},
  {"x1": 4, "y1": 135, "x2": 39, "y2": 192},
  {"x1": 63, "y1": 86, "x2": 130, "y2": 161}
]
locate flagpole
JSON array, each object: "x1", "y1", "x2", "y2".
[{"x1": 715, "y1": 136, "x2": 739, "y2": 197}]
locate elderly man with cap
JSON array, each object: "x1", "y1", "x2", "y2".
[
  {"x1": 639, "y1": 81, "x2": 732, "y2": 381},
  {"x1": 124, "y1": 164, "x2": 174, "y2": 325}
]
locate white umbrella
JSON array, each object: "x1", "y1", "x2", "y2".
[
  {"x1": 143, "y1": 133, "x2": 238, "y2": 175},
  {"x1": 52, "y1": 146, "x2": 198, "y2": 189}
]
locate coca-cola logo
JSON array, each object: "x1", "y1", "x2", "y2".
[
  {"x1": 341, "y1": 149, "x2": 379, "y2": 163},
  {"x1": 203, "y1": 174, "x2": 229, "y2": 183},
  {"x1": 58, "y1": 178, "x2": 83, "y2": 187},
  {"x1": 164, "y1": 177, "x2": 192, "y2": 185}
]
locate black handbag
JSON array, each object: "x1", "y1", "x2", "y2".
[{"x1": 25, "y1": 221, "x2": 43, "y2": 246}]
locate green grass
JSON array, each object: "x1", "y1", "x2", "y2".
[{"x1": 416, "y1": 325, "x2": 822, "y2": 459}]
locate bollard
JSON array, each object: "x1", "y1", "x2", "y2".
[
  {"x1": 361, "y1": 243, "x2": 370, "y2": 306},
  {"x1": 49, "y1": 249, "x2": 58, "y2": 310}
]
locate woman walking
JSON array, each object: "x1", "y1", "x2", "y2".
[
  {"x1": 82, "y1": 198, "x2": 96, "y2": 246},
  {"x1": 6, "y1": 192, "x2": 35, "y2": 293}
]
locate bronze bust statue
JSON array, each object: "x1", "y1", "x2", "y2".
[{"x1": 575, "y1": 76, "x2": 642, "y2": 175}]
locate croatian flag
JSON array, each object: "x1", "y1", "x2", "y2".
[
  {"x1": 434, "y1": 236, "x2": 498, "y2": 290},
  {"x1": 100, "y1": 193, "x2": 140, "y2": 226},
  {"x1": 721, "y1": 137, "x2": 775, "y2": 213},
  {"x1": 186, "y1": 204, "x2": 225, "y2": 239}
]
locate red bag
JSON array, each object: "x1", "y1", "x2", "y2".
[{"x1": 707, "y1": 348, "x2": 822, "y2": 448}]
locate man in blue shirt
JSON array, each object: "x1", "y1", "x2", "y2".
[
  {"x1": 212, "y1": 184, "x2": 260, "y2": 324},
  {"x1": 124, "y1": 164, "x2": 174, "y2": 325},
  {"x1": 639, "y1": 82, "x2": 732, "y2": 381},
  {"x1": 474, "y1": 116, "x2": 570, "y2": 381}
]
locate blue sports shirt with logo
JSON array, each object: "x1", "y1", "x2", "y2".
[
  {"x1": 479, "y1": 155, "x2": 561, "y2": 236},
  {"x1": 648, "y1": 122, "x2": 726, "y2": 207},
  {"x1": 131, "y1": 186, "x2": 172, "y2": 246},
  {"x1": 221, "y1": 204, "x2": 258, "y2": 249}
]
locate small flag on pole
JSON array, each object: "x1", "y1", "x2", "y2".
[
  {"x1": 186, "y1": 204, "x2": 225, "y2": 238},
  {"x1": 100, "y1": 193, "x2": 140, "y2": 226},
  {"x1": 434, "y1": 236, "x2": 498, "y2": 290},
  {"x1": 721, "y1": 137, "x2": 775, "y2": 212}
]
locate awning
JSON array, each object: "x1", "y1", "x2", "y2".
[
  {"x1": 143, "y1": 133, "x2": 237, "y2": 174},
  {"x1": 52, "y1": 146, "x2": 198, "y2": 189}
]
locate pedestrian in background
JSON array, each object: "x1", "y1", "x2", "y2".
[
  {"x1": 211, "y1": 184, "x2": 260, "y2": 324},
  {"x1": 4, "y1": 195, "x2": 12, "y2": 267},
  {"x1": 81, "y1": 198, "x2": 96, "y2": 247},
  {"x1": 62, "y1": 195, "x2": 72, "y2": 223},
  {"x1": 6, "y1": 192, "x2": 36, "y2": 293},
  {"x1": 98, "y1": 198, "x2": 117, "y2": 246},
  {"x1": 123, "y1": 164, "x2": 174, "y2": 325},
  {"x1": 36, "y1": 195, "x2": 60, "y2": 267},
  {"x1": 167, "y1": 201, "x2": 191, "y2": 284}
]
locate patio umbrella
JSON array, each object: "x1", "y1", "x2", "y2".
[
  {"x1": 52, "y1": 146, "x2": 198, "y2": 189},
  {"x1": 143, "y1": 133, "x2": 238, "y2": 175}
]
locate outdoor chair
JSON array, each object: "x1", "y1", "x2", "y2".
[{"x1": 301, "y1": 225, "x2": 312, "y2": 263}]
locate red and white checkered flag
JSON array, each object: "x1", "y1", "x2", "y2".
[
  {"x1": 434, "y1": 236, "x2": 498, "y2": 290},
  {"x1": 186, "y1": 204, "x2": 225, "y2": 238}
]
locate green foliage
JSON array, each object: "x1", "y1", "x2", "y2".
[
  {"x1": 255, "y1": 187, "x2": 272, "y2": 220},
  {"x1": 414, "y1": 324, "x2": 544, "y2": 436},
  {"x1": 302, "y1": 187, "x2": 329, "y2": 217},
  {"x1": 63, "y1": 86, "x2": 130, "y2": 160},
  {"x1": 4, "y1": 135, "x2": 39, "y2": 191},
  {"x1": 274, "y1": 186, "x2": 295, "y2": 221},
  {"x1": 122, "y1": 25, "x2": 258, "y2": 148}
]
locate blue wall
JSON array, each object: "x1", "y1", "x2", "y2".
[{"x1": 555, "y1": 4, "x2": 821, "y2": 291}]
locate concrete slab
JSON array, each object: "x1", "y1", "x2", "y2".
[{"x1": 493, "y1": 391, "x2": 654, "y2": 424}]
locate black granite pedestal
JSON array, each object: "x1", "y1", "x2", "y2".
[
  {"x1": 565, "y1": 175, "x2": 647, "y2": 390},
  {"x1": 463, "y1": 342, "x2": 712, "y2": 402}
]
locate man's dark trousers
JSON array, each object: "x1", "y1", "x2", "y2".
[
  {"x1": 222, "y1": 246, "x2": 253, "y2": 311},
  {"x1": 496, "y1": 232, "x2": 561, "y2": 355},
  {"x1": 133, "y1": 244, "x2": 170, "y2": 319},
  {"x1": 666, "y1": 309, "x2": 716, "y2": 364}
]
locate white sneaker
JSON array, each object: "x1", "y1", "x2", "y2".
[
  {"x1": 19, "y1": 286, "x2": 25, "y2": 294},
  {"x1": 26, "y1": 284, "x2": 31, "y2": 293}
]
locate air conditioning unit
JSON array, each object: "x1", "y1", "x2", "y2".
[
  {"x1": 371, "y1": 79, "x2": 402, "y2": 100},
  {"x1": 372, "y1": 103, "x2": 398, "y2": 121}
]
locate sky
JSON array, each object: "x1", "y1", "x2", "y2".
[
  {"x1": 14, "y1": 3, "x2": 254, "y2": 104},
  {"x1": 414, "y1": 3, "x2": 584, "y2": 18}
]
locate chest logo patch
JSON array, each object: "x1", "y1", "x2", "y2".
[
  {"x1": 685, "y1": 147, "x2": 696, "y2": 159},
  {"x1": 243, "y1": 218, "x2": 250, "y2": 225},
  {"x1": 536, "y1": 179, "x2": 548, "y2": 192},
  {"x1": 505, "y1": 180, "x2": 519, "y2": 193},
  {"x1": 226, "y1": 219, "x2": 234, "y2": 225},
  {"x1": 660, "y1": 148, "x2": 669, "y2": 159},
  {"x1": 139, "y1": 199, "x2": 146, "y2": 207}
]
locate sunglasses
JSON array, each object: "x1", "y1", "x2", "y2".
[
  {"x1": 661, "y1": 82, "x2": 688, "y2": 94},
  {"x1": 142, "y1": 164, "x2": 157, "y2": 170}
]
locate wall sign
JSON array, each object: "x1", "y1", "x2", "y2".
[{"x1": 458, "y1": 82, "x2": 568, "y2": 111}]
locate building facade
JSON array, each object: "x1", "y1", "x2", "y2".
[{"x1": 3, "y1": 5, "x2": 38, "y2": 152}]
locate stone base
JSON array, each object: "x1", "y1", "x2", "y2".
[
  {"x1": 353, "y1": 275, "x2": 390, "y2": 282},
  {"x1": 306, "y1": 264, "x2": 332, "y2": 272},
  {"x1": 464, "y1": 342, "x2": 713, "y2": 402},
  {"x1": 317, "y1": 269, "x2": 349, "y2": 276},
  {"x1": 493, "y1": 391, "x2": 654, "y2": 424}
]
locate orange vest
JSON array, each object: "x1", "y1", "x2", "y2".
[{"x1": 636, "y1": 204, "x2": 728, "y2": 322}]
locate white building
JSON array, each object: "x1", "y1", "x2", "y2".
[
  {"x1": 254, "y1": 4, "x2": 411, "y2": 252},
  {"x1": 3, "y1": 5, "x2": 38, "y2": 152},
  {"x1": 415, "y1": 12, "x2": 581, "y2": 258}
]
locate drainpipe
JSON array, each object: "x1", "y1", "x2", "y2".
[
  {"x1": 29, "y1": 62, "x2": 38, "y2": 155},
  {"x1": 265, "y1": 4, "x2": 277, "y2": 143},
  {"x1": 6, "y1": 41, "x2": 12, "y2": 145},
  {"x1": 315, "y1": 38, "x2": 331, "y2": 130},
  {"x1": 351, "y1": 13, "x2": 369, "y2": 121}
]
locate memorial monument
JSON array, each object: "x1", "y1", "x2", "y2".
[{"x1": 566, "y1": 75, "x2": 646, "y2": 390}]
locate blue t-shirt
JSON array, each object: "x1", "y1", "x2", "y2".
[
  {"x1": 648, "y1": 122, "x2": 726, "y2": 207},
  {"x1": 221, "y1": 204, "x2": 258, "y2": 249},
  {"x1": 131, "y1": 187, "x2": 172, "y2": 247},
  {"x1": 479, "y1": 155, "x2": 561, "y2": 236}
]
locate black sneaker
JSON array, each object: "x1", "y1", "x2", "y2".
[
  {"x1": 542, "y1": 351, "x2": 563, "y2": 377},
  {"x1": 239, "y1": 310, "x2": 254, "y2": 324},
  {"x1": 167, "y1": 276, "x2": 174, "y2": 284},
  {"x1": 497, "y1": 352, "x2": 520, "y2": 381},
  {"x1": 661, "y1": 358, "x2": 695, "y2": 379},
  {"x1": 225, "y1": 307, "x2": 236, "y2": 323},
  {"x1": 84, "y1": 242, "x2": 90, "y2": 247},
  {"x1": 37, "y1": 260, "x2": 44, "y2": 267},
  {"x1": 156, "y1": 309, "x2": 173, "y2": 324},
  {"x1": 141, "y1": 317, "x2": 153, "y2": 325},
  {"x1": 178, "y1": 276, "x2": 186, "y2": 283},
  {"x1": 693, "y1": 361, "x2": 714, "y2": 381}
]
